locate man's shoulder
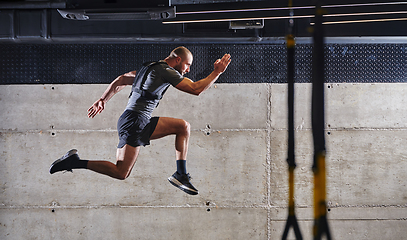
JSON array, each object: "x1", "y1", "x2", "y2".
[
  {"x1": 155, "y1": 61, "x2": 178, "y2": 73},
  {"x1": 141, "y1": 60, "x2": 167, "y2": 67},
  {"x1": 143, "y1": 61, "x2": 182, "y2": 81}
]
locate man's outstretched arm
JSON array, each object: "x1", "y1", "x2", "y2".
[
  {"x1": 175, "y1": 54, "x2": 231, "y2": 96},
  {"x1": 87, "y1": 71, "x2": 136, "y2": 118}
]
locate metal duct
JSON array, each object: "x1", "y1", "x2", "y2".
[
  {"x1": 0, "y1": 1, "x2": 66, "y2": 9},
  {"x1": 57, "y1": 7, "x2": 176, "y2": 20}
]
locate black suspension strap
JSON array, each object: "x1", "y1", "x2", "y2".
[
  {"x1": 282, "y1": 1, "x2": 303, "y2": 239},
  {"x1": 311, "y1": 1, "x2": 332, "y2": 239}
]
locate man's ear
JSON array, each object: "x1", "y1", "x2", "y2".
[{"x1": 176, "y1": 56, "x2": 182, "y2": 64}]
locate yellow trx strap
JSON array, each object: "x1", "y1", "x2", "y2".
[
  {"x1": 282, "y1": 1, "x2": 303, "y2": 239},
  {"x1": 311, "y1": 1, "x2": 332, "y2": 239}
]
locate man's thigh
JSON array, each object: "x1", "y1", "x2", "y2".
[{"x1": 150, "y1": 117, "x2": 188, "y2": 140}]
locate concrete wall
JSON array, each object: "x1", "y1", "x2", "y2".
[{"x1": 1, "y1": 83, "x2": 407, "y2": 239}]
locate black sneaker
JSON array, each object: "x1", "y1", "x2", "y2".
[
  {"x1": 168, "y1": 171, "x2": 199, "y2": 195},
  {"x1": 49, "y1": 149, "x2": 79, "y2": 174}
]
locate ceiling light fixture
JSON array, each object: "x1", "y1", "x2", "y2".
[
  {"x1": 164, "y1": 1, "x2": 407, "y2": 25},
  {"x1": 313, "y1": 17, "x2": 407, "y2": 25},
  {"x1": 175, "y1": 1, "x2": 407, "y2": 15}
]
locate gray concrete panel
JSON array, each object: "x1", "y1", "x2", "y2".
[
  {"x1": 0, "y1": 84, "x2": 127, "y2": 131},
  {"x1": 0, "y1": 83, "x2": 268, "y2": 131},
  {"x1": 327, "y1": 83, "x2": 407, "y2": 129},
  {"x1": 155, "y1": 83, "x2": 269, "y2": 130},
  {"x1": 269, "y1": 83, "x2": 312, "y2": 130},
  {"x1": 326, "y1": 129, "x2": 407, "y2": 206},
  {"x1": 0, "y1": 207, "x2": 267, "y2": 240},
  {"x1": 270, "y1": 207, "x2": 407, "y2": 240},
  {"x1": 271, "y1": 205, "x2": 407, "y2": 221},
  {"x1": 0, "y1": 130, "x2": 267, "y2": 207},
  {"x1": 270, "y1": 83, "x2": 407, "y2": 130},
  {"x1": 270, "y1": 129, "x2": 407, "y2": 206},
  {"x1": 269, "y1": 129, "x2": 314, "y2": 207},
  {"x1": 270, "y1": 218, "x2": 407, "y2": 240},
  {"x1": 2, "y1": 82, "x2": 407, "y2": 239}
]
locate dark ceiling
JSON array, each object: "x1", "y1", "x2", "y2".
[{"x1": 0, "y1": 0, "x2": 406, "y2": 43}]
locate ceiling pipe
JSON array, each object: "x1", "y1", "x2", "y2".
[{"x1": 0, "y1": 1, "x2": 66, "y2": 9}]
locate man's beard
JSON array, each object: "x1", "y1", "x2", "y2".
[{"x1": 173, "y1": 63, "x2": 184, "y2": 76}]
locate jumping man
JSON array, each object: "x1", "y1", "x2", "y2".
[{"x1": 50, "y1": 46, "x2": 231, "y2": 195}]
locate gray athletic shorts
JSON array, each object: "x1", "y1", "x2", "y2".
[{"x1": 117, "y1": 110, "x2": 159, "y2": 148}]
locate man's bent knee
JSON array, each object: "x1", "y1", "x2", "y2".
[
  {"x1": 117, "y1": 171, "x2": 130, "y2": 180},
  {"x1": 115, "y1": 158, "x2": 136, "y2": 180},
  {"x1": 114, "y1": 145, "x2": 139, "y2": 180},
  {"x1": 179, "y1": 120, "x2": 191, "y2": 134},
  {"x1": 115, "y1": 166, "x2": 132, "y2": 180}
]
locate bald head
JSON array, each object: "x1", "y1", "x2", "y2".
[
  {"x1": 165, "y1": 46, "x2": 193, "y2": 76},
  {"x1": 168, "y1": 46, "x2": 192, "y2": 60}
]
